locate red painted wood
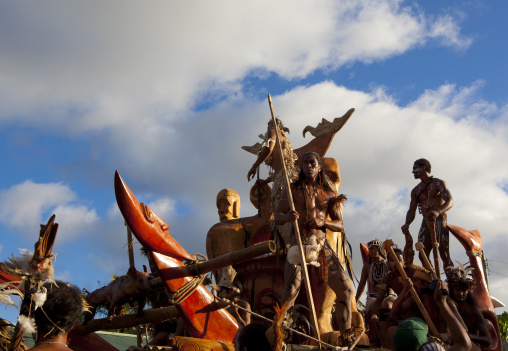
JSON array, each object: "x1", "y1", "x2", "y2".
[{"x1": 114, "y1": 171, "x2": 239, "y2": 343}]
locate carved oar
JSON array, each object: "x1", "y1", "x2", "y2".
[
  {"x1": 268, "y1": 94, "x2": 321, "y2": 345},
  {"x1": 383, "y1": 239, "x2": 439, "y2": 337},
  {"x1": 425, "y1": 218, "x2": 441, "y2": 278},
  {"x1": 415, "y1": 242, "x2": 437, "y2": 279}
]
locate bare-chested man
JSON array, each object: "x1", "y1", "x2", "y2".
[
  {"x1": 447, "y1": 265, "x2": 491, "y2": 350},
  {"x1": 402, "y1": 158, "x2": 454, "y2": 271},
  {"x1": 275, "y1": 152, "x2": 354, "y2": 337}
]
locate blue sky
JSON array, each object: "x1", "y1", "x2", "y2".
[{"x1": 1, "y1": 0, "x2": 508, "y2": 324}]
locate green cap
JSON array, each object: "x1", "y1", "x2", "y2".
[{"x1": 392, "y1": 317, "x2": 428, "y2": 351}]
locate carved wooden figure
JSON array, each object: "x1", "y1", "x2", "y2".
[
  {"x1": 447, "y1": 224, "x2": 502, "y2": 351},
  {"x1": 115, "y1": 171, "x2": 239, "y2": 343}
]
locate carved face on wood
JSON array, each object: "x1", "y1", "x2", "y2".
[{"x1": 216, "y1": 188, "x2": 240, "y2": 222}]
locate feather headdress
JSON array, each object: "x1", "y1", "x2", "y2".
[{"x1": 446, "y1": 261, "x2": 476, "y2": 290}]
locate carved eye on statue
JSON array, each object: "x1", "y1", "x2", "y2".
[
  {"x1": 141, "y1": 203, "x2": 154, "y2": 223},
  {"x1": 141, "y1": 203, "x2": 169, "y2": 231}
]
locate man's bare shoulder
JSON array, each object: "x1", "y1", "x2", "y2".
[
  {"x1": 431, "y1": 177, "x2": 446, "y2": 185},
  {"x1": 410, "y1": 184, "x2": 422, "y2": 195}
]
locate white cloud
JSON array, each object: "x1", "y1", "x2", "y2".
[
  {"x1": 428, "y1": 14, "x2": 473, "y2": 50},
  {"x1": 0, "y1": 0, "x2": 471, "y2": 133},
  {"x1": 0, "y1": 181, "x2": 98, "y2": 241},
  {"x1": 146, "y1": 197, "x2": 177, "y2": 221}
]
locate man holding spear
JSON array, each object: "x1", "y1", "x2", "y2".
[
  {"x1": 401, "y1": 158, "x2": 454, "y2": 277},
  {"x1": 275, "y1": 151, "x2": 354, "y2": 342}
]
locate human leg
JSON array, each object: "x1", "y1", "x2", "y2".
[
  {"x1": 418, "y1": 219, "x2": 433, "y2": 267},
  {"x1": 436, "y1": 215, "x2": 454, "y2": 270},
  {"x1": 322, "y1": 242, "x2": 352, "y2": 333},
  {"x1": 280, "y1": 260, "x2": 302, "y2": 309}
]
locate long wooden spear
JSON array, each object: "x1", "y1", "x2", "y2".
[{"x1": 267, "y1": 94, "x2": 321, "y2": 344}]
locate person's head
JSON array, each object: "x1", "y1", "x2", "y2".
[
  {"x1": 296, "y1": 152, "x2": 336, "y2": 193},
  {"x1": 413, "y1": 158, "x2": 431, "y2": 179},
  {"x1": 392, "y1": 317, "x2": 429, "y2": 351},
  {"x1": 446, "y1": 264, "x2": 476, "y2": 303},
  {"x1": 388, "y1": 247, "x2": 404, "y2": 271},
  {"x1": 216, "y1": 188, "x2": 240, "y2": 222},
  {"x1": 33, "y1": 280, "x2": 83, "y2": 338},
  {"x1": 267, "y1": 117, "x2": 289, "y2": 134},
  {"x1": 249, "y1": 183, "x2": 271, "y2": 210},
  {"x1": 412, "y1": 269, "x2": 433, "y2": 293},
  {"x1": 234, "y1": 322, "x2": 271, "y2": 351},
  {"x1": 367, "y1": 240, "x2": 385, "y2": 261}
]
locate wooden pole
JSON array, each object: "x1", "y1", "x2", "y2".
[
  {"x1": 383, "y1": 239, "x2": 440, "y2": 337},
  {"x1": 125, "y1": 222, "x2": 141, "y2": 347},
  {"x1": 267, "y1": 94, "x2": 321, "y2": 344},
  {"x1": 126, "y1": 222, "x2": 135, "y2": 269},
  {"x1": 415, "y1": 242, "x2": 437, "y2": 279},
  {"x1": 76, "y1": 306, "x2": 179, "y2": 334}
]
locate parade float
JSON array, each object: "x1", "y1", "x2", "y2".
[{"x1": 0, "y1": 95, "x2": 503, "y2": 351}]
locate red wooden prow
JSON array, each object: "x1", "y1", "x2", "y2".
[{"x1": 114, "y1": 171, "x2": 239, "y2": 343}]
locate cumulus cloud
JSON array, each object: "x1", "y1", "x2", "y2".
[
  {"x1": 0, "y1": 0, "x2": 470, "y2": 132},
  {"x1": 0, "y1": 180, "x2": 98, "y2": 241}
]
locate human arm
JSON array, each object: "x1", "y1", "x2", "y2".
[
  {"x1": 435, "y1": 281, "x2": 472, "y2": 351},
  {"x1": 427, "y1": 180, "x2": 454, "y2": 221},
  {"x1": 371, "y1": 282, "x2": 389, "y2": 317},
  {"x1": 401, "y1": 189, "x2": 418, "y2": 235},
  {"x1": 390, "y1": 278, "x2": 412, "y2": 317},
  {"x1": 247, "y1": 129, "x2": 276, "y2": 181},
  {"x1": 227, "y1": 301, "x2": 251, "y2": 328},
  {"x1": 468, "y1": 306, "x2": 491, "y2": 347},
  {"x1": 274, "y1": 188, "x2": 299, "y2": 225},
  {"x1": 304, "y1": 193, "x2": 345, "y2": 232},
  {"x1": 237, "y1": 301, "x2": 251, "y2": 327}
]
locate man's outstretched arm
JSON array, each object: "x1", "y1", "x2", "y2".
[
  {"x1": 401, "y1": 189, "x2": 418, "y2": 234},
  {"x1": 435, "y1": 281, "x2": 472, "y2": 351},
  {"x1": 247, "y1": 129, "x2": 276, "y2": 181}
]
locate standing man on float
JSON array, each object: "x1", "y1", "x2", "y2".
[
  {"x1": 401, "y1": 158, "x2": 454, "y2": 272},
  {"x1": 276, "y1": 152, "x2": 353, "y2": 338}
]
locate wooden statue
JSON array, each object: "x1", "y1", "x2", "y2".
[
  {"x1": 216, "y1": 188, "x2": 241, "y2": 222},
  {"x1": 206, "y1": 182, "x2": 274, "y2": 288},
  {"x1": 447, "y1": 224, "x2": 503, "y2": 351},
  {"x1": 83, "y1": 266, "x2": 152, "y2": 323},
  {"x1": 401, "y1": 158, "x2": 454, "y2": 277},
  {"x1": 244, "y1": 107, "x2": 353, "y2": 247}
]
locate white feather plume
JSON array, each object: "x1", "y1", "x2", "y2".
[
  {"x1": 18, "y1": 314, "x2": 37, "y2": 334},
  {"x1": 32, "y1": 287, "x2": 47, "y2": 310}
]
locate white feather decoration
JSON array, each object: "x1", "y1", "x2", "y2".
[
  {"x1": 287, "y1": 235, "x2": 322, "y2": 267},
  {"x1": 32, "y1": 287, "x2": 47, "y2": 310},
  {"x1": 18, "y1": 314, "x2": 37, "y2": 334},
  {"x1": 0, "y1": 283, "x2": 24, "y2": 308}
]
